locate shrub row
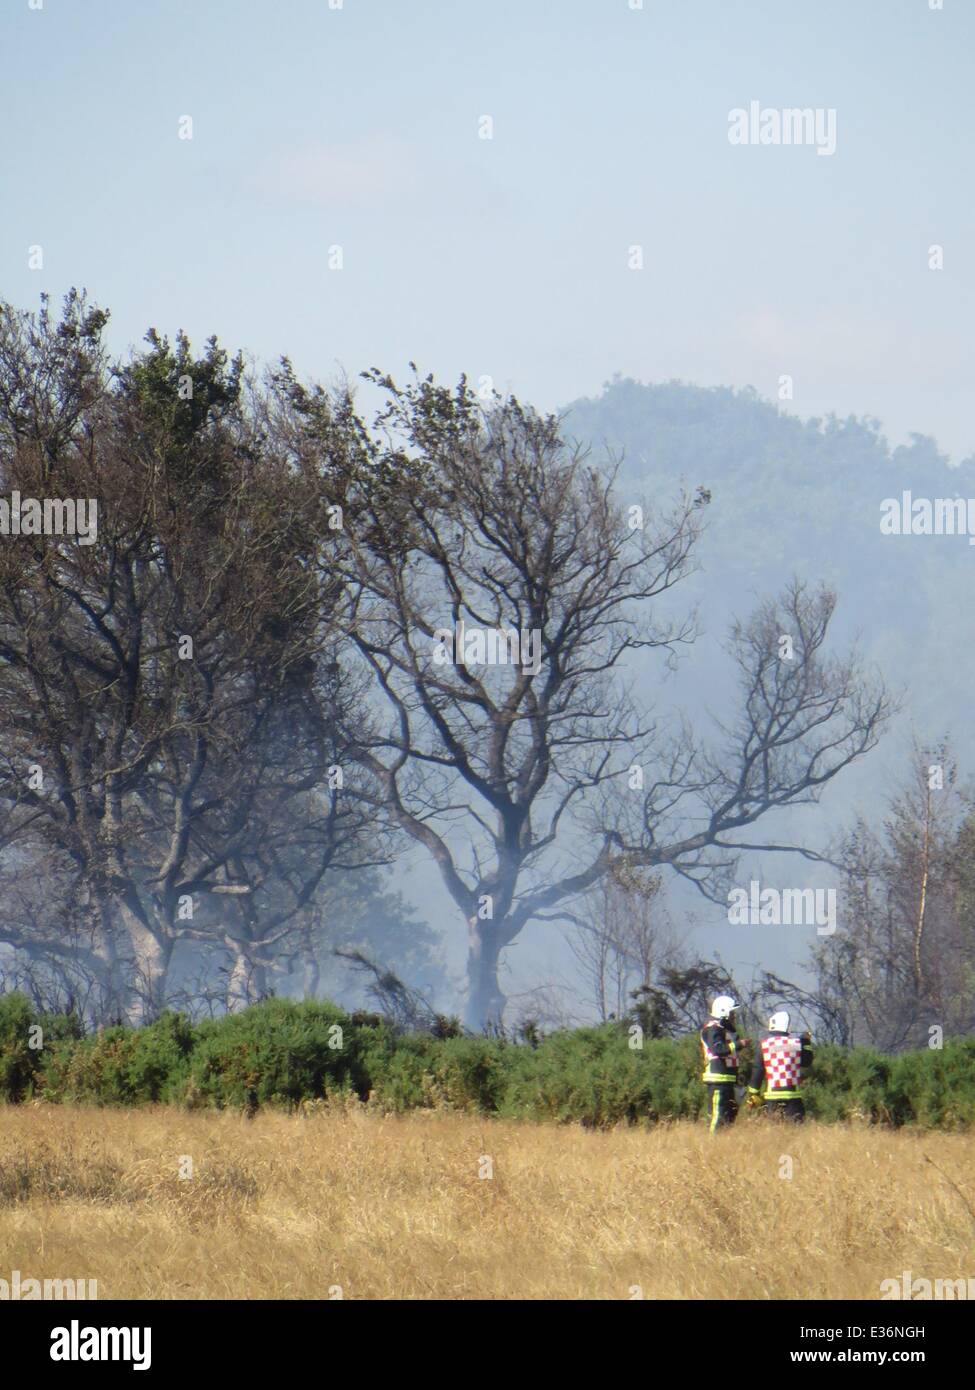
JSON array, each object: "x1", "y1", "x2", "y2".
[{"x1": 2, "y1": 993, "x2": 974, "y2": 1128}]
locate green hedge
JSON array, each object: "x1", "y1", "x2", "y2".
[{"x1": 2, "y1": 992, "x2": 974, "y2": 1128}]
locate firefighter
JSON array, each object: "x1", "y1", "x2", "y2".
[
  {"x1": 746, "y1": 1010, "x2": 813, "y2": 1122},
  {"x1": 700, "y1": 995, "x2": 744, "y2": 1133}
]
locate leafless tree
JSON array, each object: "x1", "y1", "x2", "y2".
[
  {"x1": 325, "y1": 372, "x2": 890, "y2": 1027},
  {"x1": 568, "y1": 868, "x2": 682, "y2": 1021},
  {"x1": 809, "y1": 739, "x2": 975, "y2": 1048}
]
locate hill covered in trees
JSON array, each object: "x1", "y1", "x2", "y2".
[{"x1": 564, "y1": 377, "x2": 975, "y2": 755}]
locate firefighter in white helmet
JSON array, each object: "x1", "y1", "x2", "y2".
[
  {"x1": 700, "y1": 995, "x2": 744, "y2": 1133},
  {"x1": 746, "y1": 1010, "x2": 813, "y2": 1122}
]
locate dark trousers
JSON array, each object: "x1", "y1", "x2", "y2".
[
  {"x1": 763, "y1": 1097, "x2": 805, "y2": 1123},
  {"x1": 707, "y1": 1083, "x2": 738, "y2": 1132}
]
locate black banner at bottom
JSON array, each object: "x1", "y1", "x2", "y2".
[{"x1": 5, "y1": 1297, "x2": 968, "y2": 1374}]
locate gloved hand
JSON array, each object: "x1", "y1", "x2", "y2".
[{"x1": 746, "y1": 1088, "x2": 763, "y2": 1109}]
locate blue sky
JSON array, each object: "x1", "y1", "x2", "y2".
[{"x1": 3, "y1": 0, "x2": 973, "y2": 458}]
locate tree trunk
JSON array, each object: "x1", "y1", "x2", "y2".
[
  {"x1": 87, "y1": 892, "x2": 127, "y2": 1022},
  {"x1": 227, "y1": 951, "x2": 251, "y2": 1012},
  {"x1": 464, "y1": 917, "x2": 506, "y2": 1031},
  {"x1": 914, "y1": 780, "x2": 932, "y2": 999},
  {"x1": 117, "y1": 904, "x2": 170, "y2": 1023},
  {"x1": 95, "y1": 932, "x2": 129, "y2": 1023},
  {"x1": 88, "y1": 882, "x2": 170, "y2": 1024},
  {"x1": 227, "y1": 950, "x2": 266, "y2": 1011}
]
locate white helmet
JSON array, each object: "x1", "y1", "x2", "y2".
[
  {"x1": 768, "y1": 1010, "x2": 790, "y2": 1032},
  {"x1": 711, "y1": 995, "x2": 738, "y2": 1021}
]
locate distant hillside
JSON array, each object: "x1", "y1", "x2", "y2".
[{"x1": 563, "y1": 379, "x2": 975, "y2": 771}]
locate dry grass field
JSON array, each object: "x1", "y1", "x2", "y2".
[{"x1": 1, "y1": 1102, "x2": 973, "y2": 1300}]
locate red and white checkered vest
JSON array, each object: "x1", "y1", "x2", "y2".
[{"x1": 760, "y1": 1032, "x2": 803, "y2": 1092}]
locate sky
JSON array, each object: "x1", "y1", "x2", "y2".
[
  {"x1": 2, "y1": 0, "x2": 972, "y2": 1017},
  {"x1": 3, "y1": 0, "x2": 973, "y2": 460}
]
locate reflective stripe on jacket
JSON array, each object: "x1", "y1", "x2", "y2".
[{"x1": 700, "y1": 1019, "x2": 740, "y2": 1083}]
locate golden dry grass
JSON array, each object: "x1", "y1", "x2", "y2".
[{"x1": 1, "y1": 1102, "x2": 973, "y2": 1299}]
